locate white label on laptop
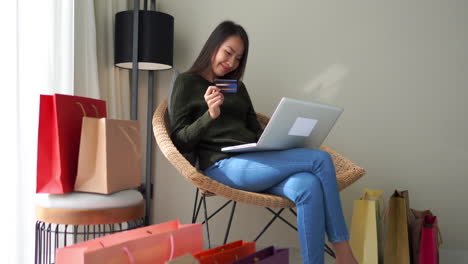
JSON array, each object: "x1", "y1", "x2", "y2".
[{"x1": 288, "y1": 117, "x2": 318, "y2": 137}]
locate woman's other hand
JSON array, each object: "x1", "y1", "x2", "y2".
[{"x1": 204, "y1": 86, "x2": 224, "y2": 119}]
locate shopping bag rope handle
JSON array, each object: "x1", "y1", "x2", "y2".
[
  {"x1": 123, "y1": 247, "x2": 136, "y2": 264},
  {"x1": 169, "y1": 234, "x2": 175, "y2": 261},
  {"x1": 437, "y1": 226, "x2": 443, "y2": 246},
  {"x1": 118, "y1": 234, "x2": 174, "y2": 263},
  {"x1": 76, "y1": 102, "x2": 100, "y2": 117},
  {"x1": 98, "y1": 242, "x2": 137, "y2": 264},
  {"x1": 435, "y1": 222, "x2": 443, "y2": 247}
]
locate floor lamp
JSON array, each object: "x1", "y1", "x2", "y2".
[{"x1": 114, "y1": 0, "x2": 174, "y2": 226}]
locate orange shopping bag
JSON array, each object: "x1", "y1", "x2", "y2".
[
  {"x1": 56, "y1": 220, "x2": 203, "y2": 264},
  {"x1": 36, "y1": 93, "x2": 107, "y2": 194},
  {"x1": 194, "y1": 240, "x2": 256, "y2": 264},
  {"x1": 75, "y1": 117, "x2": 141, "y2": 194}
]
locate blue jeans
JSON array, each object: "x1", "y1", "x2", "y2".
[{"x1": 204, "y1": 148, "x2": 349, "y2": 264}]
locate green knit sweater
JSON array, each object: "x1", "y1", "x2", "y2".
[{"x1": 169, "y1": 72, "x2": 263, "y2": 170}]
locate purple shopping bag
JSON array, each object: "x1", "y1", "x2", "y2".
[{"x1": 231, "y1": 246, "x2": 289, "y2": 264}]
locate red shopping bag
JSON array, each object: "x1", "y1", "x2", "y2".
[
  {"x1": 194, "y1": 240, "x2": 256, "y2": 264},
  {"x1": 36, "y1": 94, "x2": 106, "y2": 194},
  {"x1": 419, "y1": 215, "x2": 440, "y2": 264},
  {"x1": 56, "y1": 220, "x2": 203, "y2": 264},
  {"x1": 231, "y1": 246, "x2": 289, "y2": 264},
  {"x1": 408, "y1": 209, "x2": 434, "y2": 264}
]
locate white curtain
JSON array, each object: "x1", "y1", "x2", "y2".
[
  {"x1": 1, "y1": 1, "x2": 19, "y2": 262},
  {"x1": 1, "y1": 0, "x2": 74, "y2": 262},
  {"x1": 74, "y1": 0, "x2": 100, "y2": 99},
  {"x1": 1, "y1": 0, "x2": 131, "y2": 261},
  {"x1": 75, "y1": 0, "x2": 130, "y2": 119}
]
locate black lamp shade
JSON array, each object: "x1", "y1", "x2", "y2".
[{"x1": 115, "y1": 10, "x2": 174, "y2": 70}]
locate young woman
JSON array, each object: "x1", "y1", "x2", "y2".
[{"x1": 169, "y1": 20, "x2": 358, "y2": 264}]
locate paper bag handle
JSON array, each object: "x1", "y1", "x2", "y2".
[
  {"x1": 76, "y1": 102, "x2": 100, "y2": 117},
  {"x1": 119, "y1": 125, "x2": 141, "y2": 157}
]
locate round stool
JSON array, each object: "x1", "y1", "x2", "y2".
[{"x1": 34, "y1": 190, "x2": 145, "y2": 264}]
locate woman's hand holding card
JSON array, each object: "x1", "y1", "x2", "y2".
[{"x1": 204, "y1": 86, "x2": 224, "y2": 119}]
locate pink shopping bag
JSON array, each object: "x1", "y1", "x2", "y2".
[
  {"x1": 36, "y1": 93, "x2": 107, "y2": 194},
  {"x1": 56, "y1": 220, "x2": 203, "y2": 264},
  {"x1": 419, "y1": 215, "x2": 440, "y2": 264}
]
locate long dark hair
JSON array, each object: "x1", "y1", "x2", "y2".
[{"x1": 188, "y1": 21, "x2": 249, "y2": 80}]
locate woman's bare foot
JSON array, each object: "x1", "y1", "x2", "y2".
[{"x1": 331, "y1": 241, "x2": 358, "y2": 264}]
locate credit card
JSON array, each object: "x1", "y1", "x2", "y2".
[{"x1": 214, "y1": 79, "x2": 238, "y2": 93}]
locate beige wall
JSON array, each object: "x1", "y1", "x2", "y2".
[{"x1": 138, "y1": 0, "x2": 467, "y2": 258}]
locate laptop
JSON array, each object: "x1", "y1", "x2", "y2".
[{"x1": 221, "y1": 97, "x2": 343, "y2": 152}]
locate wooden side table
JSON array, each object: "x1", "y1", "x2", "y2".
[{"x1": 35, "y1": 190, "x2": 145, "y2": 264}]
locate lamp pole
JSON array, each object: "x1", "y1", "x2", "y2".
[
  {"x1": 144, "y1": 0, "x2": 157, "y2": 228},
  {"x1": 131, "y1": 0, "x2": 153, "y2": 226},
  {"x1": 117, "y1": 0, "x2": 173, "y2": 227},
  {"x1": 130, "y1": 0, "x2": 139, "y2": 121}
]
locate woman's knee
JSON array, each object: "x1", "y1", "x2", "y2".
[
  {"x1": 292, "y1": 148, "x2": 332, "y2": 161},
  {"x1": 311, "y1": 149, "x2": 333, "y2": 163},
  {"x1": 293, "y1": 148, "x2": 334, "y2": 170},
  {"x1": 288, "y1": 172, "x2": 323, "y2": 204}
]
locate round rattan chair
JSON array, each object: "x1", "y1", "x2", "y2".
[{"x1": 153, "y1": 99, "x2": 366, "y2": 257}]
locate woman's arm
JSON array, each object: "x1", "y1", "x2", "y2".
[
  {"x1": 169, "y1": 77, "x2": 214, "y2": 152},
  {"x1": 241, "y1": 81, "x2": 264, "y2": 140}
]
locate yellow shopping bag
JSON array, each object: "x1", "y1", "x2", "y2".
[
  {"x1": 350, "y1": 188, "x2": 384, "y2": 264},
  {"x1": 384, "y1": 190, "x2": 411, "y2": 264}
]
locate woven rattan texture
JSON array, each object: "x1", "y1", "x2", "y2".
[{"x1": 153, "y1": 100, "x2": 366, "y2": 208}]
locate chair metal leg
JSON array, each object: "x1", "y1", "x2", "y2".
[
  {"x1": 325, "y1": 244, "x2": 335, "y2": 258},
  {"x1": 202, "y1": 195, "x2": 211, "y2": 249},
  {"x1": 202, "y1": 200, "x2": 232, "y2": 224},
  {"x1": 223, "y1": 201, "x2": 237, "y2": 244},
  {"x1": 189, "y1": 193, "x2": 336, "y2": 258},
  {"x1": 254, "y1": 208, "x2": 285, "y2": 242},
  {"x1": 289, "y1": 208, "x2": 297, "y2": 217},
  {"x1": 192, "y1": 188, "x2": 199, "y2": 223},
  {"x1": 193, "y1": 196, "x2": 203, "y2": 224},
  {"x1": 192, "y1": 188, "x2": 233, "y2": 224},
  {"x1": 265, "y1": 208, "x2": 297, "y2": 230}
]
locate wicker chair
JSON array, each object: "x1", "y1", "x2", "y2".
[{"x1": 153, "y1": 99, "x2": 366, "y2": 257}]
